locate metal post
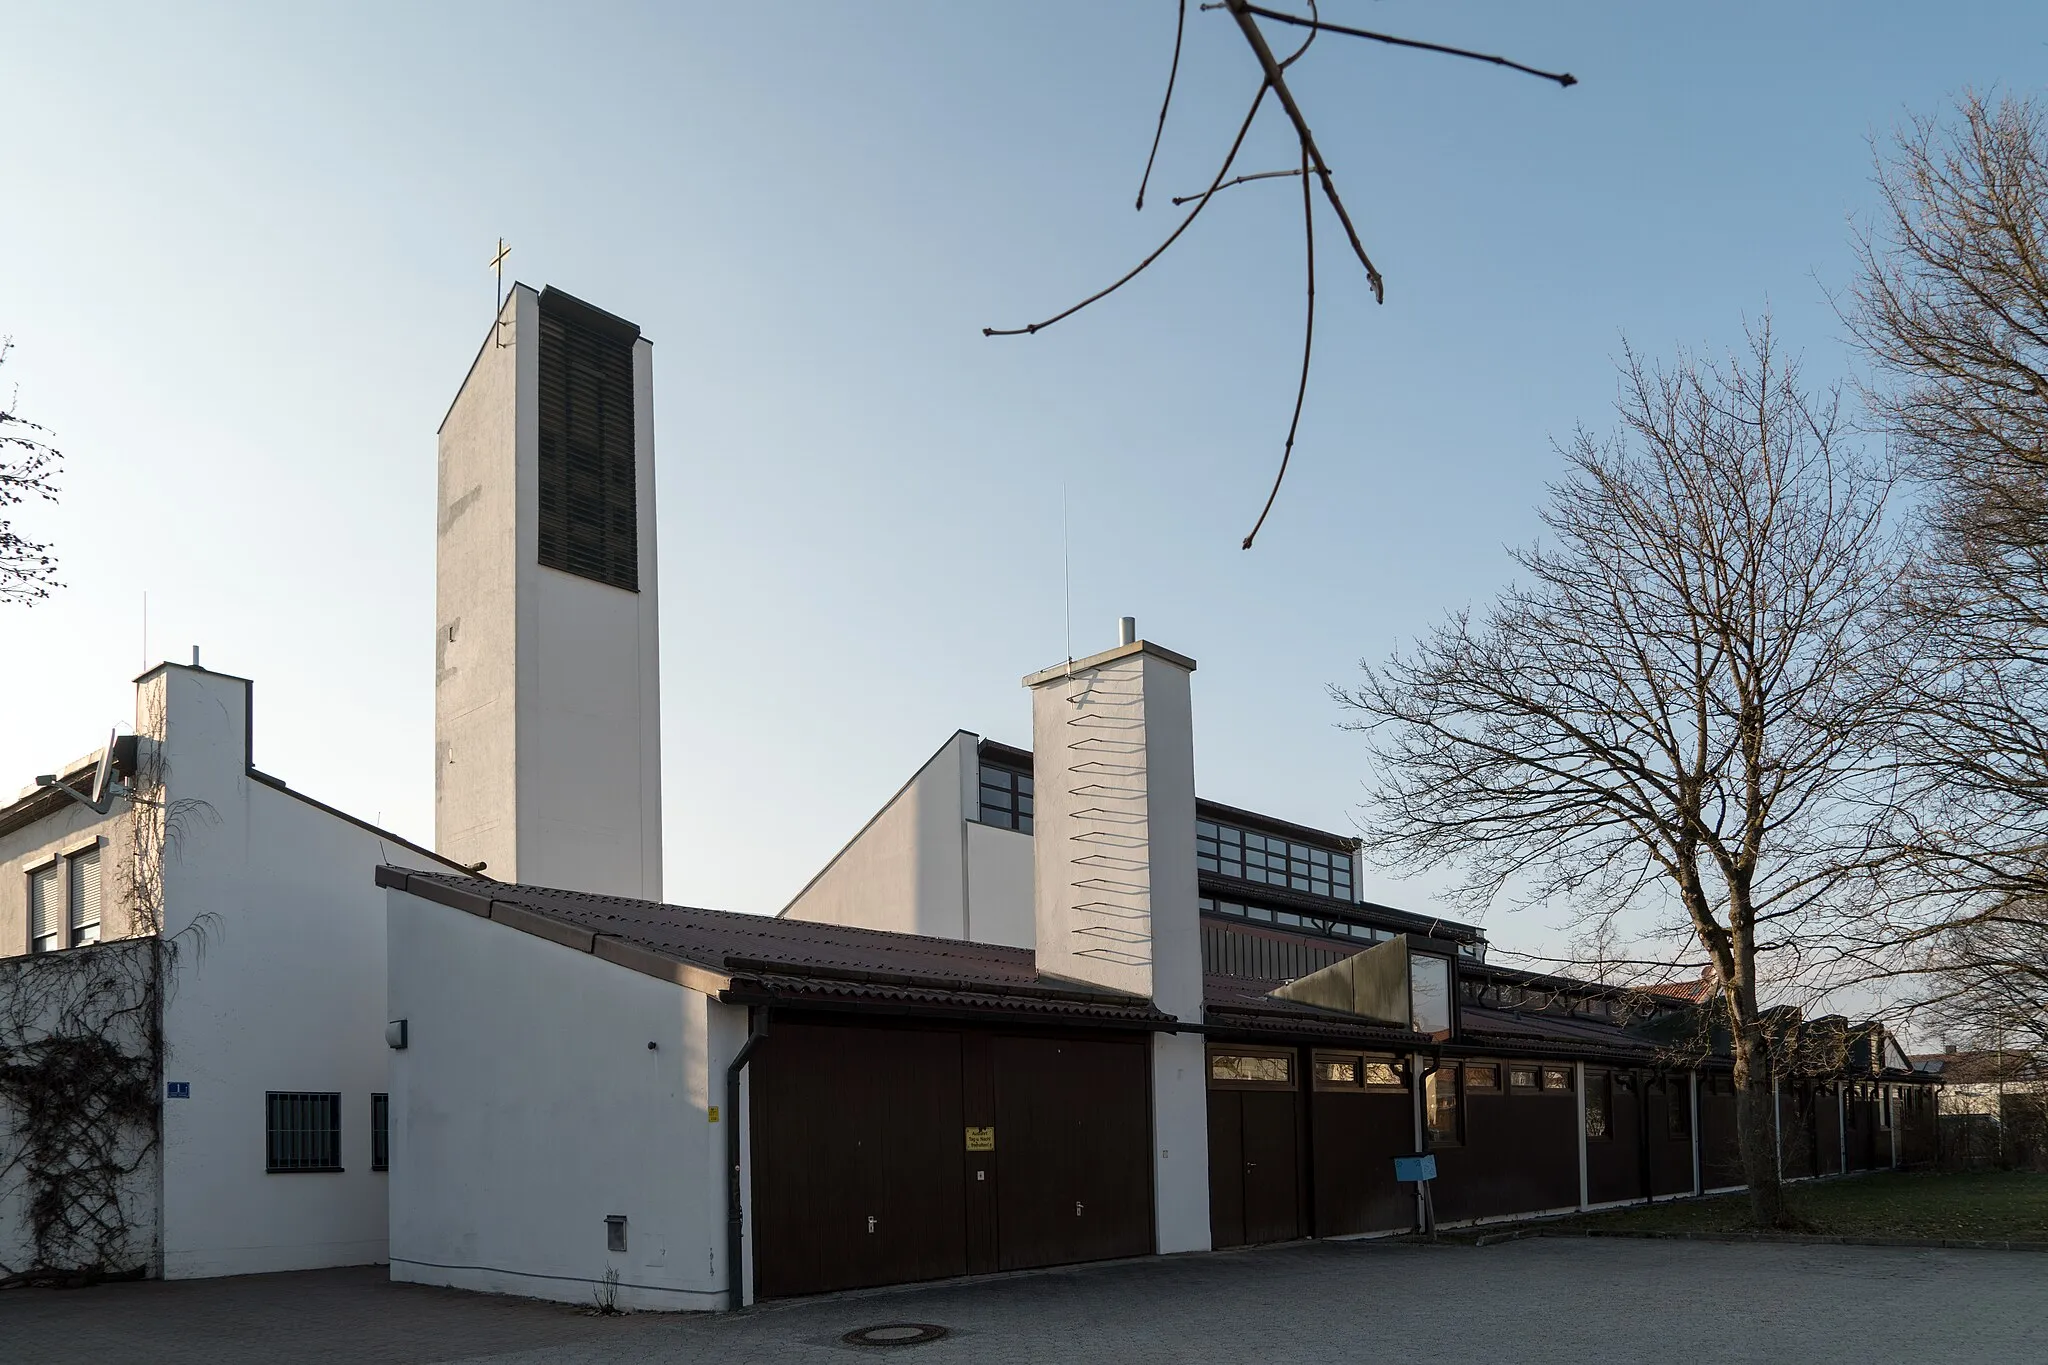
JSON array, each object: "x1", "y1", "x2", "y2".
[
  {"x1": 1772, "y1": 1073, "x2": 1783, "y2": 1183},
  {"x1": 1574, "y1": 1060, "x2": 1589, "y2": 1210},
  {"x1": 1690, "y1": 1071, "x2": 1702, "y2": 1197}
]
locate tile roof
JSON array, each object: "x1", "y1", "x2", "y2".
[
  {"x1": 377, "y1": 868, "x2": 1175, "y2": 1029},
  {"x1": 1457, "y1": 1004, "x2": 1664, "y2": 1058}
]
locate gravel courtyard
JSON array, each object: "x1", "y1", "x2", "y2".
[{"x1": 2, "y1": 1237, "x2": 2040, "y2": 1365}]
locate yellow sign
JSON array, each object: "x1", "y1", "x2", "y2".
[
  {"x1": 708, "y1": 1106, "x2": 721, "y2": 1124},
  {"x1": 965, "y1": 1126, "x2": 995, "y2": 1152}
]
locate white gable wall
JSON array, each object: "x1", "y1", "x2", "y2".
[
  {"x1": 780, "y1": 732, "x2": 975, "y2": 939},
  {"x1": 147, "y1": 665, "x2": 459, "y2": 1278},
  {"x1": 387, "y1": 891, "x2": 732, "y2": 1311}
]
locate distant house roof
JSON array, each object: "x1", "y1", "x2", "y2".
[
  {"x1": 1908, "y1": 1050, "x2": 2047, "y2": 1085},
  {"x1": 376, "y1": 868, "x2": 1175, "y2": 1030},
  {"x1": 1644, "y1": 975, "x2": 1718, "y2": 1004}
]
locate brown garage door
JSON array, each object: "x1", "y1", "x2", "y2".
[
  {"x1": 749, "y1": 1022, "x2": 968, "y2": 1299},
  {"x1": 991, "y1": 1036, "x2": 1153, "y2": 1270}
]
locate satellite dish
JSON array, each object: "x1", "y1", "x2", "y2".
[{"x1": 89, "y1": 726, "x2": 118, "y2": 807}]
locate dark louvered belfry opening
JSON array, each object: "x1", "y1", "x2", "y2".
[{"x1": 537, "y1": 287, "x2": 640, "y2": 592}]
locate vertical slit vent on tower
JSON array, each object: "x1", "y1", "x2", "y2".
[{"x1": 537, "y1": 287, "x2": 640, "y2": 592}]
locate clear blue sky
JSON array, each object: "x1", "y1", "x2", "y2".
[{"x1": 3, "y1": 3, "x2": 2041, "y2": 965}]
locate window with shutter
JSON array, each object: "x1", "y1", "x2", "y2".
[
  {"x1": 69, "y1": 846, "x2": 101, "y2": 946},
  {"x1": 29, "y1": 863, "x2": 60, "y2": 953},
  {"x1": 536, "y1": 289, "x2": 639, "y2": 592}
]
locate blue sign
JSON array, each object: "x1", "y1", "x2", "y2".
[
  {"x1": 165, "y1": 1081, "x2": 190, "y2": 1099},
  {"x1": 1394, "y1": 1154, "x2": 1437, "y2": 1182}
]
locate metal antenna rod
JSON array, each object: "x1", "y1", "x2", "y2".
[{"x1": 1062, "y1": 483, "x2": 1074, "y2": 669}]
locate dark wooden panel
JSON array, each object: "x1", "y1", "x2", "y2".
[
  {"x1": 991, "y1": 1036, "x2": 1152, "y2": 1271},
  {"x1": 749, "y1": 1023, "x2": 968, "y2": 1299},
  {"x1": 1700, "y1": 1084, "x2": 1743, "y2": 1188},
  {"x1": 1647, "y1": 1080, "x2": 1696, "y2": 1197},
  {"x1": 1239, "y1": 1090, "x2": 1302, "y2": 1244},
  {"x1": 1816, "y1": 1085, "x2": 1843, "y2": 1175},
  {"x1": 1433, "y1": 1085, "x2": 1579, "y2": 1221},
  {"x1": 1845, "y1": 1096, "x2": 1880, "y2": 1171},
  {"x1": 1310, "y1": 1091, "x2": 1414, "y2": 1235},
  {"x1": 1200, "y1": 923, "x2": 1348, "y2": 982},
  {"x1": 1207, "y1": 1091, "x2": 1247, "y2": 1249},
  {"x1": 1586, "y1": 1072, "x2": 1643, "y2": 1206},
  {"x1": 961, "y1": 1031, "x2": 998, "y2": 1275}
]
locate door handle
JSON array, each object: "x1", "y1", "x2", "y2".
[{"x1": 866, "y1": 1216, "x2": 876, "y2": 1234}]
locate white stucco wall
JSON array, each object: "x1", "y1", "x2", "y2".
[
  {"x1": 1026, "y1": 640, "x2": 1210, "y2": 1254},
  {"x1": 962, "y1": 820, "x2": 1034, "y2": 949},
  {"x1": 436, "y1": 287, "x2": 663, "y2": 900},
  {"x1": 387, "y1": 892, "x2": 728, "y2": 1311},
  {"x1": 0, "y1": 788, "x2": 133, "y2": 955},
  {"x1": 146, "y1": 665, "x2": 458, "y2": 1279},
  {"x1": 1025, "y1": 644, "x2": 1201, "y2": 1016},
  {"x1": 435, "y1": 287, "x2": 525, "y2": 881},
  {"x1": 780, "y1": 732, "x2": 975, "y2": 939}
]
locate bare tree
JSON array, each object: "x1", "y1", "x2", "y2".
[
  {"x1": 1913, "y1": 899, "x2": 2048, "y2": 1066},
  {"x1": 985, "y1": 2, "x2": 1575, "y2": 548},
  {"x1": 1335, "y1": 323, "x2": 1909, "y2": 1226},
  {"x1": 1, "y1": 338, "x2": 63, "y2": 607},
  {"x1": 1845, "y1": 96, "x2": 2048, "y2": 991}
]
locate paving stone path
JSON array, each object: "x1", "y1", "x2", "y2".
[{"x1": 3, "y1": 1236, "x2": 2040, "y2": 1364}]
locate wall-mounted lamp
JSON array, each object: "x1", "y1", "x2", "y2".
[{"x1": 385, "y1": 1019, "x2": 409, "y2": 1050}]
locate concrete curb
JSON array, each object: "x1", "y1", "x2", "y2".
[{"x1": 1473, "y1": 1228, "x2": 2048, "y2": 1252}]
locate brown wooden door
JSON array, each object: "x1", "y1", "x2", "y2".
[
  {"x1": 1207, "y1": 1088, "x2": 1301, "y2": 1247},
  {"x1": 1311, "y1": 1091, "x2": 1414, "y2": 1235},
  {"x1": 991, "y1": 1036, "x2": 1152, "y2": 1270},
  {"x1": 749, "y1": 1023, "x2": 968, "y2": 1299}
]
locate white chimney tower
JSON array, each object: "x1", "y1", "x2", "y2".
[
  {"x1": 1023, "y1": 620, "x2": 1208, "y2": 1252},
  {"x1": 433, "y1": 284, "x2": 663, "y2": 900}
]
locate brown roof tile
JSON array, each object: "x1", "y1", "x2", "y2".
[{"x1": 379, "y1": 868, "x2": 1173, "y2": 1029}]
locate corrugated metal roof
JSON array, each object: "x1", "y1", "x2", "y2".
[{"x1": 379, "y1": 868, "x2": 1173, "y2": 1028}]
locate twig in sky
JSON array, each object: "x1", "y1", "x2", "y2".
[
  {"x1": 1242, "y1": 140, "x2": 1315, "y2": 550},
  {"x1": 1134, "y1": 0, "x2": 1188, "y2": 210},
  {"x1": 984, "y1": 81, "x2": 1270, "y2": 337},
  {"x1": 1237, "y1": 4, "x2": 1577, "y2": 88}
]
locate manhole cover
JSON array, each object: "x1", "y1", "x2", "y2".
[{"x1": 842, "y1": 1322, "x2": 949, "y2": 1347}]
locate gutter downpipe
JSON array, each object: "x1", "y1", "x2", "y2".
[{"x1": 725, "y1": 1006, "x2": 771, "y2": 1312}]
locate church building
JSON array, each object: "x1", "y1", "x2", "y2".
[{"x1": 1, "y1": 280, "x2": 1939, "y2": 1303}]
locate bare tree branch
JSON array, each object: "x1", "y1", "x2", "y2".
[
  {"x1": 1243, "y1": 140, "x2": 1315, "y2": 550},
  {"x1": 1337, "y1": 320, "x2": 1913, "y2": 1225},
  {"x1": 1133, "y1": 0, "x2": 1189, "y2": 211},
  {"x1": 1170, "y1": 167, "x2": 1312, "y2": 207},
  {"x1": 984, "y1": 81, "x2": 1269, "y2": 338},
  {"x1": 0, "y1": 337, "x2": 64, "y2": 607},
  {"x1": 1235, "y1": 4, "x2": 1577, "y2": 89},
  {"x1": 1223, "y1": 0, "x2": 1382, "y2": 303}
]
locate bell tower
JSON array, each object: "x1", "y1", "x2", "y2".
[{"x1": 433, "y1": 284, "x2": 663, "y2": 900}]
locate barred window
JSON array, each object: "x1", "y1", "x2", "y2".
[
  {"x1": 371, "y1": 1093, "x2": 390, "y2": 1172},
  {"x1": 267, "y1": 1092, "x2": 343, "y2": 1172},
  {"x1": 28, "y1": 863, "x2": 60, "y2": 954},
  {"x1": 1198, "y1": 819, "x2": 1353, "y2": 900},
  {"x1": 978, "y1": 765, "x2": 1033, "y2": 833}
]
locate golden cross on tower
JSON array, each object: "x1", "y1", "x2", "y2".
[{"x1": 488, "y1": 237, "x2": 512, "y2": 346}]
